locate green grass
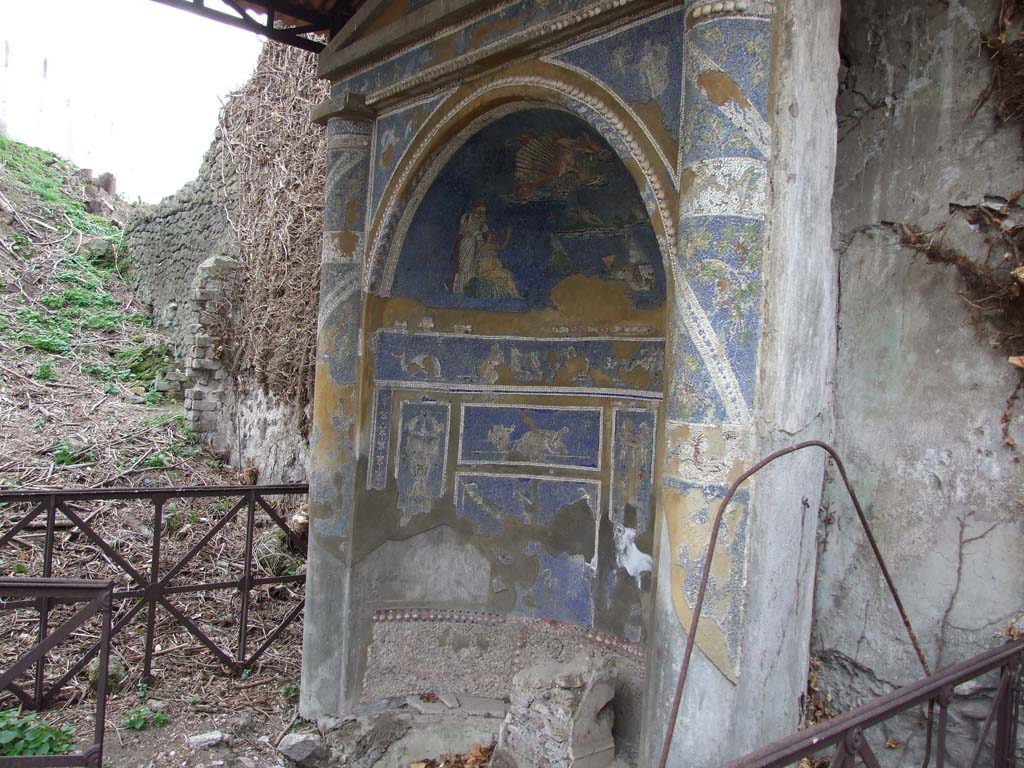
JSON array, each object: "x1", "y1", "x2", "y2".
[
  {"x1": 0, "y1": 136, "x2": 119, "y2": 239},
  {"x1": 32, "y1": 361, "x2": 58, "y2": 381},
  {"x1": 52, "y1": 441, "x2": 95, "y2": 466}
]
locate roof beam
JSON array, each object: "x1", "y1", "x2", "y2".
[{"x1": 147, "y1": 0, "x2": 329, "y2": 53}]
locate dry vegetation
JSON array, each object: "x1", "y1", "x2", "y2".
[
  {"x1": 0, "y1": 136, "x2": 306, "y2": 765},
  {"x1": 218, "y1": 43, "x2": 329, "y2": 430}
]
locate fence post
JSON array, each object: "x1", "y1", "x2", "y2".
[
  {"x1": 143, "y1": 495, "x2": 164, "y2": 683},
  {"x1": 237, "y1": 490, "x2": 256, "y2": 668},
  {"x1": 33, "y1": 494, "x2": 57, "y2": 709},
  {"x1": 993, "y1": 663, "x2": 1016, "y2": 768},
  {"x1": 91, "y1": 584, "x2": 113, "y2": 768}
]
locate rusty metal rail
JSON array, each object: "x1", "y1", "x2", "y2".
[
  {"x1": 0, "y1": 578, "x2": 113, "y2": 768},
  {"x1": 656, "y1": 440, "x2": 1019, "y2": 768},
  {"x1": 721, "y1": 638, "x2": 1023, "y2": 768},
  {"x1": 0, "y1": 484, "x2": 308, "y2": 709}
]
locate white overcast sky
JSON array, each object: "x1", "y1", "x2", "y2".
[{"x1": 1, "y1": 0, "x2": 264, "y2": 202}]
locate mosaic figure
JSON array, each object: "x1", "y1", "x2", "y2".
[
  {"x1": 396, "y1": 401, "x2": 450, "y2": 525},
  {"x1": 450, "y1": 203, "x2": 518, "y2": 299},
  {"x1": 460, "y1": 405, "x2": 602, "y2": 470},
  {"x1": 510, "y1": 131, "x2": 610, "y2": 201}
]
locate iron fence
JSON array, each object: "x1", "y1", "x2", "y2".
[
  {"x1": 0, "y1": 578, "x2": 113, "y2": 768},
  {"x1": 721, "y1": 637, "x2": 1023, "y2": 768},
  {"x1": 0, "y1": 484, "x2": 308, "y2": 709}
]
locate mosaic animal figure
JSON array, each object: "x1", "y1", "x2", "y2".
[
  {"x1": 511, "y1": 131, "x2": 609, "y2": 200},
  {"x1": 510, "y1": 413, "x2": 569, "y2": 463},
  {"x1": 478, "y1": 344, "x2": 506, "y2": 384},
  {"x1": 392, "y1": 351, "x2": 441, "y2": 380}
]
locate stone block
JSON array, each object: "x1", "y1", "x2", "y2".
[
  {"x1": 96, "y1": 172, "x2": 116, "y2": 194},
  {"x1": 277, "y1": 732, "x2": 328, "y2": 766},
  {"x1": 497, "y1": 655, "x2": 616, "y2": 768}
]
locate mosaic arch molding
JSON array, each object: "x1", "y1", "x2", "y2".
[
  {"x1": 363, "y1": 60, "x2": 678, "y2": 298},
  {"x1": 361, "y1": 61, "x2": 752, "y2": 426}
]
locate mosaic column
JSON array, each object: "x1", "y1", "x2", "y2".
[
  {"x1": 300, "y1": 93, "x2": 375, "y2": 719},
  {"x1": 645, "y1": 1, "x2": 776, "y2": 763}
]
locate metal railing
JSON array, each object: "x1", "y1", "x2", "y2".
[
  {"x1": 0, "y1": 484, "x2": 308, "y2": 708},
  {"x1": 721, "y1": 638, "x2": 1023, "y2": 768},
  {"x1": 0, "y1": 578, "x2": 113, "y2": 768},
  {"x1": 654, "y1": 440, "x2": 1021, "y2": 768}
]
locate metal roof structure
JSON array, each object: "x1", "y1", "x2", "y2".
[{"x1": 148, "y1": 0, "x2": 362, "y2": 53}]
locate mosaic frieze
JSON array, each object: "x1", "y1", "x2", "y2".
[
  {"x1": 390, "y1": 108, "x2": 666, "y2": 315},
  {"x1": 551, "y1": 8, "x2": 685, "y2": 151},
  {"x1": 332, "y1": 0, "x2": 659, "y2": 102},
  {"x1": 396, "y1": 400, "x2": 451, "y2": 525},
  {"x1": 458, "y1": 404, "x2": 603, "y2": 471},
  {"x1": 375, "y1": 331, "x2": 665, "y2": 396}
]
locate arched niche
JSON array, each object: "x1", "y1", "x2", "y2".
[{"x1": 348, "y1": 105, "x2": 670, "y2": 752}]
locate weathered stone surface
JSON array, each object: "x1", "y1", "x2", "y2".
[
  {"x1": 277, "y1": 733, "x2": 329, "y2": 766},
  {"x1": 187, "y1": 730, "x2": 230, "y2": 749},
  {"x1": 497, "y1": 655, "x2": 616, "y2": 768},
  {"x1": 323, "y1": 713, "x2": 410, "y2": 768},
  {"x1": 815, "y1": 1, "x2": 1024, "y2": 766},
  {"x1": 124, "y1": 136, "x2": 238, "y2": 359}
]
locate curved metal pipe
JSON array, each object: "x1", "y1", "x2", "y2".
[{"x1": 657, "y1": 440, "x2": 931, "y2": 768}]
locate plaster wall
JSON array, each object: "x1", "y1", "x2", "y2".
[{"x1": 818, "y1": 0, "x2": 1024, "y2": 764}]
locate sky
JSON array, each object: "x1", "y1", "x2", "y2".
[{"x1": 1, "y1": 0, "x2": 265, "y2": 203}]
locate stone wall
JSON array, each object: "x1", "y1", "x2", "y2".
[
  {"x1": 817, "y1": 0, "x2": 1024, "y2": 763},
  {"x1": 124, "y1": 137, "x2": 237, "y2": 358},
  {"x1": 125, "y1": 135, "x2": 310, "y2": 484}
]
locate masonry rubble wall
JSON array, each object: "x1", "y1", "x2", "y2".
[
  {"x1": 817, "y1": 0, "x2": 1024, "y2": 764},
  {"x1": 125, "y1": 136, "x2": 310, "y2": 484},
  {"x1": 124, "y1": 137, "x2": 238, "y2": 359}
]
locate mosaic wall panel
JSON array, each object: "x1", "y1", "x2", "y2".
[
  {"x1": 454, "y1": 472, "x2": 601, "y2": 536},
  {"x1": 374, "y1": 331, "x2": 665, "y2": 396},
  {"x1": 390, "y1": 108, "x2": 666, "y2": 314},
  {"x1": 396, "y1": 400, "x2": 451, "y2": 525},
  {"x1": 458, "y1": 404, "x2": 602, "y2": 471},
  {"x1": 333, "y1": 0, "x2": 651, "y2": 101},
  {"x1": 370, "y1": 92, "x2": 449, "y2": 223},
  {"x1": 610, "y1": 408, "x2": 657, "y2": 535},
  {"x1": 551, "y1": 7, "x2": 684, "y2": 147}
]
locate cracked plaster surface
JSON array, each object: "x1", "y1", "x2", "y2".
[{"x1": 816, "y1": 0, "x2": 1024, "y2": 764}]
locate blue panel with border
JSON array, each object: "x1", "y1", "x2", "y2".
[
  {"x1": 610, "y1": 408, "x2": 657, "y2": 534},
  {"x1": 459, "y1": 405, "x2": 602, "y2": 470},
  {"x1": 455, "y1": 473, "x2": 600, "y2": 536},
  {"x1": 396, "y1": 400, "x2": 450, "y2": 525}
]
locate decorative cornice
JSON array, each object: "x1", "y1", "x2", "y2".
[
  {"x1": 329, "y1": 0, "x2": 673, "y2": 110},
  {"x1": 311, "y1": 92, "x2": 376, "y2": 126},
  {"x1": 686, "y1": 0, "x2": 774, "y2": 24}
]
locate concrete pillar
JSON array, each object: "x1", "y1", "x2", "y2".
[
  {"x1": 300, "y1": 93, "x2": 375, "y2": 720},
  {"x1": 642, "y1": 0, "x2": 840, "y2": 764}
]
